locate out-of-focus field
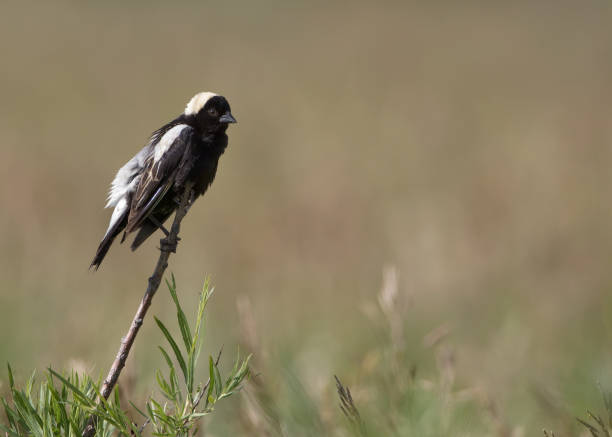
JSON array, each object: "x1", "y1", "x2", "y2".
[{"x1": 2, "y1": 1, "x2": 612, "y2": 435}]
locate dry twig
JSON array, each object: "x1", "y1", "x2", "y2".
[{"x1": 82, "y1": 183, "x2": 193, "y2": 437}]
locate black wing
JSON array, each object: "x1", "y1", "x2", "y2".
[{"x1": 125, "y1": 125, "x2": 194, "y2": 234}]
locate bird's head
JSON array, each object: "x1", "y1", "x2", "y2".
[{"x1": 184, "y1": 92, "x2": 237, "y2": 134}]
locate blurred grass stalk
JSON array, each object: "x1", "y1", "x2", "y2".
[{"x1": 230, "y1": 266, "x2": 531, "y2": 436}]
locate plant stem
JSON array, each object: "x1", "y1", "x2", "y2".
[{"x1": 82, "y1": 183, "x2": 193, "y2": 437}]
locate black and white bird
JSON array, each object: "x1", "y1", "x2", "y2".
[{"x1": 90, "y1": 91, "x2": 236, "y2": 270}]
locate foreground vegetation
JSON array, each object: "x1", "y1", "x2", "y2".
[{"x1": 1, "y1": 278, "x2": 250, "y2": 437}]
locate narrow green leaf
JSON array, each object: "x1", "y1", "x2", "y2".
[
  {"x1": 37, "y1": 382, "x2": 47, "y2": 429},
  {"x1": 206, "y1": 356, "x2": 215, "y2": 406},
  {"x1": 48, "y1": 369, "x2": 94, "y2": 408},
  {"x1": 156, "y1": 370, "x2": 174, "y2": 401},
  {"x1": 213, "y1": 360, "x2": 223, "y2": 399},
  {"x1": 158, "y1": 346, "x2": 174, "y2": 372},
  {"x1": 2, "y1": 397, "x2": 18, "y2": 429},
  {"x1": 12, "y1": 391, "x2": 43, "y2": 436},
  {"x1": 188, "y1": 412, "x2": 209, "y2": 419},
  {"x1": 193, "y1": 279, "x2": 213, "y2": 353},
  {"x1": 114, "y1": 384, "x2": 121, "y2": 407},
  {"x1": 154, "y1": 317, "x2": 188, "y2": 386},
  {"x1": 46, "y1": 380, "x2": 70, "y2": 434},
  {"x1": 166, "y1": 274, "x2": 193, "y2": 352},
  {"x1": 188, "y1": 353, "x2": 196, "y2": 400},
  {"x1": 25, "y1": 369, "x2": 36, "y2": 397},
  {"x1": 146, "y1": 400, "x2": 157, "y2": 427},
  {"x1": 170, "y1": 367, "x2": 182, "y2": 405},
  {"x1": 192, "y1": 279, "x2": 209, "y2": 351},
  {"x1": 7, "y1": 363, "x2": 14, "y2": 389},
  {"x1": 129, "y1": 400, "x2": 149, "y2": 420}
]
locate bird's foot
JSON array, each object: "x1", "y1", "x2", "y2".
[{"x1": 159, "y1": 236, "x2": 180, "y2": 253}]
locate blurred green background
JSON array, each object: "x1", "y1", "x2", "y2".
[{"x1": 2, "y1": 1, "x2": 612, "y2": 435}]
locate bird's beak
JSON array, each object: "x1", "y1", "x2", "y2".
[{"x1": 219, "y1": 112, "x2": 237, "y2": 124}]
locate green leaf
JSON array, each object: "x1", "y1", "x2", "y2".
[
  {"x1": 167, "y1": 273, "x2": 196, "y2": 396},
  {"x1": 114, "y1": 384, "x2": 121, "y2": 407},
  {"x1": 213, "y1": 360, "x2": 223, "y2": 399},
  {"x1": 7, "y1": 363, "x2": 14, "y2": 389},
  {"x1": 12, "y1": 391, "x2": 43, "y2": 436},
  {"x1": 46, "y1": 378, "x2": 70, "y2": 434},
  {"x1": 170, "y1": 366, "x2": 182, "y2": 406},
  {"x1": 156, "y1": 370, "x2": 175, "y2": 401},
  {"x1": 206, "y1": 356, "x2": 216, "y2": 407},
  {"x1": 129, "y1": 400, "x2": 149, "y2": 420},
  {"x1": 167, "y1": 274, "x2": 193, "y2": 352},
  {"x1": 48, "y1": 369, "x2": 94, "y2": 408},
  {"x1": 158, "y1": 346, "x2": 174, "y2": 372},
  {"x1": 146, "y1": 400, "x2": 157, "y2": 427},
  {"x1": 2, "y1": 397, "x2": 18, "y2": 429},
  {"x1": 154, "y1": 317, "x2": 188, "y2": 386},
  {"x1": 148, "y1": 398, "x2": 175, "y2": 428},
  {"x1": 25, "y1": 369, "x2": 36, "y2": 397},
  {"x1": 192, "y1": 279, "x2": 209, "y2": 351}
]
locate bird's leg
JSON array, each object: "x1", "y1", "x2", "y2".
[
  {"x1": 147, "y1": 216, "x2": 170, "y2": 237},
  {"x1": 188, "y1": 189, "x2": 197, "y2": 205},
  {"x1": 172, "y1": 189, "x2": 196, "y2": 209},
  {"x1": 160, "y1": 189, "x2": 194, "y2": 254},
  {"x1": 149, "y1": 216, "x2": 181, "y2": 253},
  {"x1": 171, "y1": 195, "x2": 179, "y2": 207}
]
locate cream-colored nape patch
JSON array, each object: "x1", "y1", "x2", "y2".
[{"x1": 184, "y1": 91, "x2": 218, "y2": 115}]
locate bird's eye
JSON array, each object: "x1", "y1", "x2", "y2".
[{"x1": 207, "y1": 108, "x2": 218, "y2": 117}]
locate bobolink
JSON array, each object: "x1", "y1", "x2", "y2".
[{"x1": 91, "y1": 91, "x2": 236, "y2": 270}]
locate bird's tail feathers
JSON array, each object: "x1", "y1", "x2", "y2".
[
  {"x1": 90, "y1": 234, "x2": 116, "y2": 271},
  {"x1": 90, "y1": 210, "x2": 128, "y2": 271}
]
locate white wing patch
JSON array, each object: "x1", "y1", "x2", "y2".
[
  {"x1": 105, "y1": 145, "x2": 151, "y2": 208},
  {"x1": 153, "y1": 124, "x2": 189, "y2": 163},
  {"x1": 184, "y1": 91, "x2": 218, "y2": 115}
]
